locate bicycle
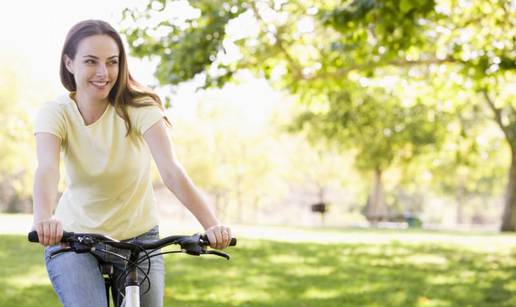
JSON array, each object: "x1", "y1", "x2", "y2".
[{"x1": 28, "y1": 230, "x2": 237, "y2": 307}]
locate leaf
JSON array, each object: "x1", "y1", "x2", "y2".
[{"x1": 400, "y1": 0, "x2": 414, "y2": 14}]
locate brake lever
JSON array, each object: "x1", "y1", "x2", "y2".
[
  {"x1": 205, "y1": 250, "x2": 231, "y2": 260},
  {"x1": 182, "y1": 245, "x2": 207, "y2": 256}
]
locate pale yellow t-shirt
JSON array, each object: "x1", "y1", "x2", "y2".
[{"x1": 34, "y1": 93, "x2": 164, "y2": 240}]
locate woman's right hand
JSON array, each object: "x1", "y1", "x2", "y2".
[{"x1": 32, "y1": 218, "x2": 63, "y2": 246}]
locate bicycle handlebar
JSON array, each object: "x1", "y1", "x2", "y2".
[
  {"x1": 28, "y1": 229, "x2": 237, "y2": 299},
  {"x1": 27, "y1": 230, "x2": 237, "y2": 248},
  {"x1": 28, "y1": 230, "x2": 237, "y2": 260}
]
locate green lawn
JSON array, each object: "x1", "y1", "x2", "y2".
[{"x1": 0, "y1": 230, "x2": 515, "y2": 307}]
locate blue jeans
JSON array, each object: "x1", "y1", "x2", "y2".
[{"x1": 45, "y1": 226, "x2": 165, "y2": 307}]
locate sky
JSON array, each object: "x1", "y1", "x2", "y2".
[
  {"x1": 0, "y1": 0, "x2": 283, "y2": 124},
  {"x1": 0, "y1": 0, "x2": 155, "y2": 91}
]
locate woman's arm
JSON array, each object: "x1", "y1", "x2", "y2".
[
  {"x1": 144, "y1": 119, "x2": 232, "y2": 249},
  {"x1": 32, "y1": 133, "x2": 63, "y2": 246}
]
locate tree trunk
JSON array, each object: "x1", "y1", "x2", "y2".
[
  {"x1": 235, "y1": 175, "x2": 243, "y2": 223},
  {"x1": 251, "y1": 195, "x2": 263, "y2": 221},
  {"x1": 366, "y1": 168, "x2": 388, "y2": 224},
  {"x1": 455, "y1": 176, "x2": 465, "y2": 224},
  {"x1": 211, "y1": 190, "x2": 230, "y2": 221},
  {"x1": 482, "y1": 90, "x2": 516, "y2": 231},
  {"x1": 501, "y1": 153, "x2": 516, "y2": 231}
]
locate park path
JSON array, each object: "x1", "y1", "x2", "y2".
[{"x1": 2, "y1": 214, "x2": 515, "y2": 253}]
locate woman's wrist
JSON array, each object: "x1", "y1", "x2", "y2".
[
  {"x1": 203, "y1": 219, "x2": 222, "y2": 231},
  {"x1": 32, "y1": 213, "x2": 53, "y2": 224}
]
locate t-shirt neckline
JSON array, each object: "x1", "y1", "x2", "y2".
[{"x1": 68, "y1": 92, "x2": 111, "y2": 128}]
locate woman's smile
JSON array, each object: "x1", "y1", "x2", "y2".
[{"x1": 90, "y1": 80, "x2": 110, "y2": 89}]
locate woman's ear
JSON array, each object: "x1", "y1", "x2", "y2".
[{"x1": 63, "y1": 54, "x2": 74, "y2": 74}]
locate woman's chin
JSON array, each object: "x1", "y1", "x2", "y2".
[{"x1": 87, "y1": 89, "x2": 111, "y2": 100}]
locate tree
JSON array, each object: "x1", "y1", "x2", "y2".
[
  {"x1": 0, "y1": 55, "x2": 38, "y2": 212},
  {"x1": 122, "y1": 0, "x2": 447, "y2": 224},
  {"x1": 291, "y1": 82, "x2": 446, "y2": 222},
  {"x1": 321, "y1": 0, "x2": 515, "y2": 229},
  {"x1": 121, "y1": 0, "x2": 515, "y2": 230}
]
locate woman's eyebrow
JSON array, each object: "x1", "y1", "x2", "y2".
[{"x1": 83, "y1": 55, "x2": 119, "y2": 59}]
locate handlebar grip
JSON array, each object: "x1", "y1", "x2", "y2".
[
  {"x1": 200, "y1": 234, "x2": 237, "y2": 246},
  {"x1": 28, "y1": 230, "x2": 39, "y2": 243},
  {"x1": 229, "y1": 238, "x2": 237, "y2": 246},
  {"x1": 28, "y1": 230, "x2": 73, "y2": 243}
]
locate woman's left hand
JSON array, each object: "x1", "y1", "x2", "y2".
[{"x1": 205, "y1": 225, "x2": 232, "y2": 250}]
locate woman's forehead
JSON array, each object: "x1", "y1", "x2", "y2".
[{"x1": 76, "y1": 35, "x2": 119, "y2": 57}]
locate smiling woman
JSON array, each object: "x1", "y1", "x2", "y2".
[
  {"x1": 0, "y1": 1, "x2": 150, "y2": 95},
  {"x1": 65, "y1": 37, "x2": 119, "y2": 91},
  {"x1": 58, "y1": 20, "x2": 165, "y2": 132},
  {"x1": 31, "y1": 19, "x2": 234, "y2": 307},
  {"x1": 63, "y1": 35, "x2": 120, "y2": 124}
]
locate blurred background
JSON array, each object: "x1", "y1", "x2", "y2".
[
  {"x1": 1, "y1": 0, "x2": 514, "y2": 231},
  {"x1": 0, "y1": 1, "x2": 515, "y2": 306}
]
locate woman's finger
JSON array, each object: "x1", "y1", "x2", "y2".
[
  {"x1": 35, "y1": 223, "x2": 44, "y2": 247},
  {"x1": 206, "y1": 229, "x2": 217, "y2": 249},
  {"x1": 221, "y1": 228, "x2": 229, "y2": 246},
  {"x1": 214, "y1": 226, "x2": 223, "y2": 249},
  {"x1": 42, "y1": 222, "x2": 50, "y2": 246}
]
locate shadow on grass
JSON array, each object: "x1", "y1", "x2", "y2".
[
  {"x1": 164, "y1": 240, "x2": 516, "y2": 306},
  {"x1": 0, "y1": 235, "x2": 60, "y2": 307},
  {"x1": 1, "y1": 234, "x2": 515, "y2": 306}
]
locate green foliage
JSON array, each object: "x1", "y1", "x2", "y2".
[
  {"x1": 122, "y1": 0, "x2": 449, "y2": 174},
  {"x1": 292, "y1": 83, "x2": 446, "y2": 172},
  {"x1": 1, "y1": 231, "x2": 515, "y2": 306},
  {"x1": 0, "y1": 59, "x2": 37, "y2": 211},
  {"x1": 121, "y1": 0, "x2": 514, "y2": 225},
  {"x1": 321, "y1": 0, "x2": 439, "y2": 67},
  {"x1": 122, "y1": 0, "x2": 248, "y2": 86}
]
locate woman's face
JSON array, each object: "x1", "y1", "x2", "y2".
[{"x1": 64, "y1": 34, "x2": 120, "y2": 102}]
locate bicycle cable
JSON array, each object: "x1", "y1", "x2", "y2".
[{"x1": 116, "y1": 243, "x2": 153, "y2": 297}]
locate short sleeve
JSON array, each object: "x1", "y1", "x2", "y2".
[
  {"x1": 34, "y1": 101, "x2": 66, "y2": 141},
  {"x1": 131, "y1": 105, "x2": 165, "y2": 135}
]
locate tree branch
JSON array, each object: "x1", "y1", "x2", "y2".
[
  {"x1": 308, "y1": 58, "x2": 458, "y2": 81},
  {"x1": 249, "y1": 1, "x2": 304, "y2": 80},
  {"x1": 482, "y1": 89, "x2": 513, "y2": 143}
]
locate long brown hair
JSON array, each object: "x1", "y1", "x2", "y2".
[{"x1": 60, "y1": 19, "x2": 170, "y2": 135}]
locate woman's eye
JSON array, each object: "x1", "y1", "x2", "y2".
[
  {"x1": 110, "y1": 61, "x2": 119, "y2": 65},
  {"x1": 85, "y1": 60, "x2": 95, "y2": 64}
]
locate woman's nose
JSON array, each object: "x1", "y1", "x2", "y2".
[{"x1": 96, "y1": 64, "x2": 108, "y2": 77}]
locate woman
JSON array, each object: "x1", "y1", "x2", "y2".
[{"x1": 32, "y1": 19, "x2": 231, "y2": 306}]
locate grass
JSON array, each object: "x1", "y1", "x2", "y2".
[{"x1": 0, "y1": 229, "x2": 515, "y2": 306}]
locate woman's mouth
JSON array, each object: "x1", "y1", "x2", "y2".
[{"x1": 90, "y1": 80, "x2": 109, "y2": 89}]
